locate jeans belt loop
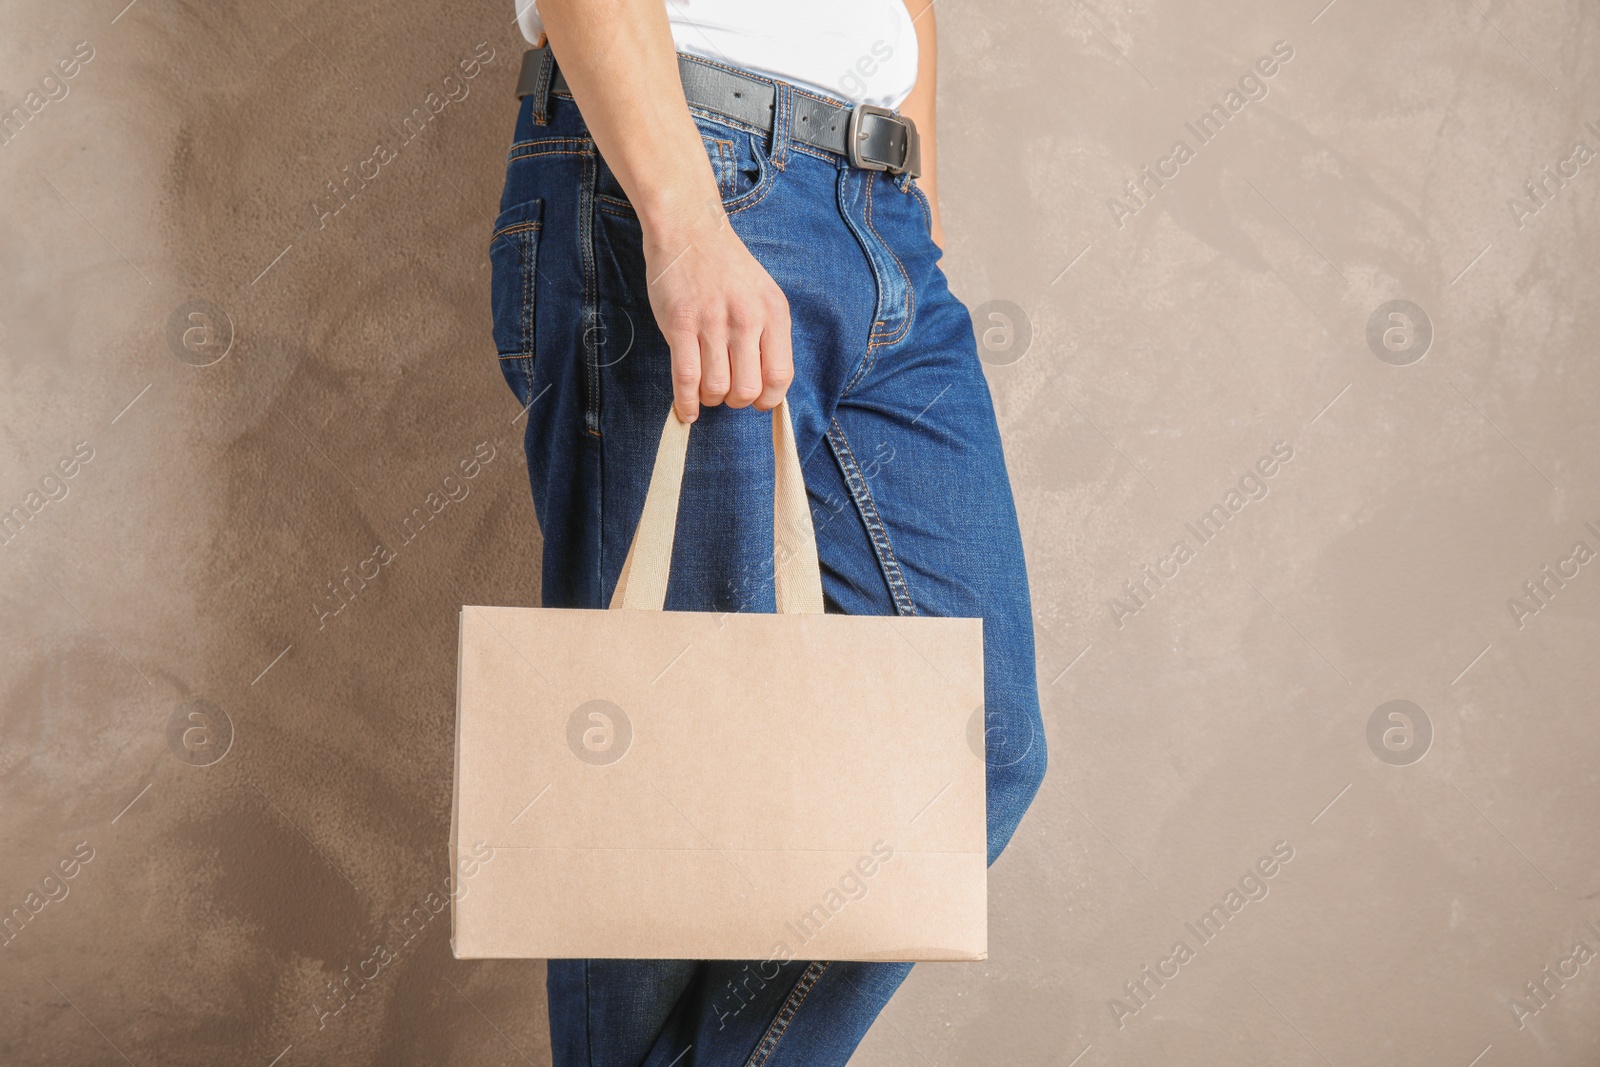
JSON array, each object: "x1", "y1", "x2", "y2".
[
  {"x1": 515, "y1": 46, "x2": 556, "y2": 124},
  {"x1": 771, "y1": 80, "x2": 793, "y2": 171}
]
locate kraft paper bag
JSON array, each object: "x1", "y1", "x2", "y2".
[{"x1": 451, "y1": 400, "x2": 986, "y2": 961}]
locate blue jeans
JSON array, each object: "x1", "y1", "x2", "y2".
[{"x1": 490, "y1": 56, "x2": 1047, "y2": 1067}]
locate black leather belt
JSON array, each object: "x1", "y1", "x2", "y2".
[{"x1": 514, "y1": 46, "x2": 920, "y2": 178}]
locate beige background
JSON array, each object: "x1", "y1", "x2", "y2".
[{"x1": 2, "y1": 0, "x2": 1598, "y2": 1063}]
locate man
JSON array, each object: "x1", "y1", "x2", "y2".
[{"x1": 488, "y1": 2, "x2": 1046, "y2": 1062}]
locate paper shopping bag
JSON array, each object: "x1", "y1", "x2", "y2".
[{"x1": 451, "y1": 400, "x2": 986, "y2": 961}]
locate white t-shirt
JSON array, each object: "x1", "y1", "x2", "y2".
[{"x1": 515, "y1": 0, "x2": 919, "y2": 108}]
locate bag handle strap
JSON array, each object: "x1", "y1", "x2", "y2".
[{"x1": 609, "y1": 400, "x2": 824, "y2": 614}]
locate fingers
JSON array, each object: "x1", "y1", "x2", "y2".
[
  {"x1": 666, "y1": 317, "x2": 702, "y2": 424},
  {"x1": 698, "y1": 328, "x2": 731, "y2": 409},
  {"x1": 647, "y1": 233, "x2": 792, "y2": 421},
  {"x1": 725, "y1": 306, "x2": 764, "y2": 410},
  {"x1": 701, "y1": 296, "x2": 783, "y2": 411},
  {"x1": 754, "y1": 289, "x2": 793, "y2": 412}
]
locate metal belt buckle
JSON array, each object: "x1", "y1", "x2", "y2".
[{"x1": 846, "y1": 104, "x2": 920, "y2": 177}]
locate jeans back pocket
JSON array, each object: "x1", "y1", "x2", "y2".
[{"x1": 488, "y1": 198, "x2": 544, "y2": 407}]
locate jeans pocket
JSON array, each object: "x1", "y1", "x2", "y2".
[
  {"x1": 698, "y1": 121, "x2": 770, "y2": 213},
  {"x1": 488, "y1": 198, "x2": 544, "y2": 406},
  {"x1": 701, "y1": 134, "x2": 736, "y2": 199},
  {"x1": 594, "y1": 123, "x2": 769, "y2": 218}
]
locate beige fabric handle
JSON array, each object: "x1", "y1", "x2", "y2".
[{"x1": 610, "y1": 400, "x2": 825, "y2": 614}]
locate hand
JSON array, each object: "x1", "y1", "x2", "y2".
[
  {"x1": 642, "y1": 203, "x2": 794, "y2": 424},
  {"x1": 533, "y1": 2, "x2": 797, "y2": 424}
]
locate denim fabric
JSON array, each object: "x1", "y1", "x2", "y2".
[{"x1": 489, "y1": 57, "x2": 1047, "y2": 1067}]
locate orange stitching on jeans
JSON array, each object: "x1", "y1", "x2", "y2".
[
  {"x1": 743, "y1": 961, "x2": 829, "y2": 1067},
  {"x1": 726, "y1": 174, "x2": 777, "y2": 216},
  {"x1": 827, "y1": 418, "x2": 916, "y2": 616},
  {"x1": 506, "y1": 149, "x2": 592, "y2": 163},
  {"x1": 508, "y1": 137, "x2": 589, "y2": 152},
  {"x1": 505, "y1": 144, "x2": 595, "y2": 163},
  {"x1": 578, "y1": 142, "x2": 601, "y2": 438},
  {"x1": 721, "y1": 137, "x2": 779, "y2": 216},
  {"x1": 491, "y1": 220, "x2": 541, "y2": 241},
  {"x1": 521, "y1": 219, "x2": 536, "y2": 385},
  {"x1": 842, "y1": 336, "x2": 878, "y2": 398},
  {"x1": 788, "y1": 142, "x2": 837, "y2": 165},
  {"x1": 772, "y1": 83, "x2": 790, "y2": 172},
  {"x1": 709, "y1": 137, "x2": 735, "y2": 198},
  {"x1": 864, "y1": 178, "x2": 914, "y2": 348}
]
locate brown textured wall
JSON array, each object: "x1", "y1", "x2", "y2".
[{"x1": 2, "y1": 0, "x2": 1597, "y2": 1064}]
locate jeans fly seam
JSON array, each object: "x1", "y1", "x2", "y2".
[
  {"x1": 743, "y1": 960, "x2": 829, "y2": 1067},
  {"x1": 827, "y1": 418, "x2": 916, "y2": 616},
  {"x1": 834, "y1": 171, "x2": 884, "y2": 398},
  {"x1": 864, "y1": 177, "x2": 914, "y2": 348},
  {"x1": 842, "y1": 340, "x2": 876, "y2": 397}
]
